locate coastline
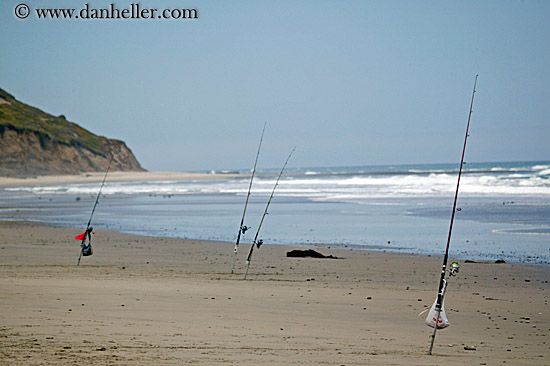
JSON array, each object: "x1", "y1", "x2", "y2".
[
  {"x1": 0, "y1": 171, "x2": 240, "y2": 188},
  {"x1": 1, "y1": 168, "x2": 548, "y2": 266},
  {"x1": 1, "y1": 220, "x2": 548, "y2": 365}
]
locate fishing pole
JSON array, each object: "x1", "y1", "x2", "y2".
[
  {"x1": 428, "y1": 75, "x2": 478, "y2": 354},
  {"x1": 77, "y1": 155, "x2": 114, "y2": 266},
  {"x1": 231, "y1": 123, "x2": 266, "y2": 274},
  {"x1": 244, "y1": 147, "x2": 295, "y2": 280}
]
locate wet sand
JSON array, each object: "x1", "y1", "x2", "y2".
[{"x1": 0, "y1": 220, "x2": 548, "y2": 365}]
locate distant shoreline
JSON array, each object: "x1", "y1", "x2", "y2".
[
  {"x1": 0, "y1": 171, "x2": 241, "y2": 188},
  {"x1": 2, "y1": 159, "x2": 548, "y2": 188}
]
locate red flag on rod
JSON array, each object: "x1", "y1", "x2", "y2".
[{"x1": 74, "y1": 232, "x2": 86, "y2": 241}]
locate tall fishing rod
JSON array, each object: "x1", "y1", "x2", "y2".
[
  {"x1": 428, "y1": 75, "x2": 478, "y2": 354},
  {"x1": 244, "y1": 147, "x2": 295, "y2": 280},
  {"x1": 77, "y1": 155, "x2": 114, "y2": 266},
  {"x1": 231, "y1": 123, "x2": 266, "y2": 274}
]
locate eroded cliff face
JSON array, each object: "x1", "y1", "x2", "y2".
[
  {"x1": 0, "y1": 88, "x2": 145, "y2": 177},
  {"x1": 0, "y1": 125, "x2": 144, "y2": 177}
]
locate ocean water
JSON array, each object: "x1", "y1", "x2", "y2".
[{"x1": 1, "y1": 161, "x2": 549, "y2": 264}]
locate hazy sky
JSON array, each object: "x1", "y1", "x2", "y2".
[{"x1": 1, "y1": 1, "x2": 549, "y2": 171}]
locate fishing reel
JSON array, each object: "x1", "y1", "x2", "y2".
[
  {"x1": 449, "y1": 262, "x2": 459, "y2": 277},
  {"x1": 241, "y1": 225, "x2": 249, "y2": 235},
  {"x1": 255, "y1": 239, "x2": 263, "y2": 248},
  {"x1": 85, "y1": 226, "x2": 93, "y2": 242}
]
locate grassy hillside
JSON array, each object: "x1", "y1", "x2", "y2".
[
  {"x1": 0, "y1": 88, "x2": 111, "y2": 156},
  {"x1": 0, "y1": 88, "x2": 144, "y2": 177}
]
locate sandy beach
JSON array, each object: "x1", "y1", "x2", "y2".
[{"x1": 0, "y1": 220, "x2": 548, "y2": 365}]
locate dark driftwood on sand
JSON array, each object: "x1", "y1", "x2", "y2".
[{"x1": 286, "y1": 249, "x2": 338, "y2": 259}]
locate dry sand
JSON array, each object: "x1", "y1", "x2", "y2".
[{"x1": 0, "y1": 220, "x2": 548, "y2": 365}]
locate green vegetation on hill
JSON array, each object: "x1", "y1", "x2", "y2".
[
  {"x1": 0, "y1": 88, "x2": 111, "y2": 156},
  {"x1": 0, "y1": 88, "x2": 144, "y2": 177}
]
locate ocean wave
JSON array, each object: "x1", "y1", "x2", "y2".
[
  {"x1": 5, "y1": 161, "x2": 550, "y2": 201},
  {"x1": 8, "y1": 172, "x2": 549, "y2": 199}
]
